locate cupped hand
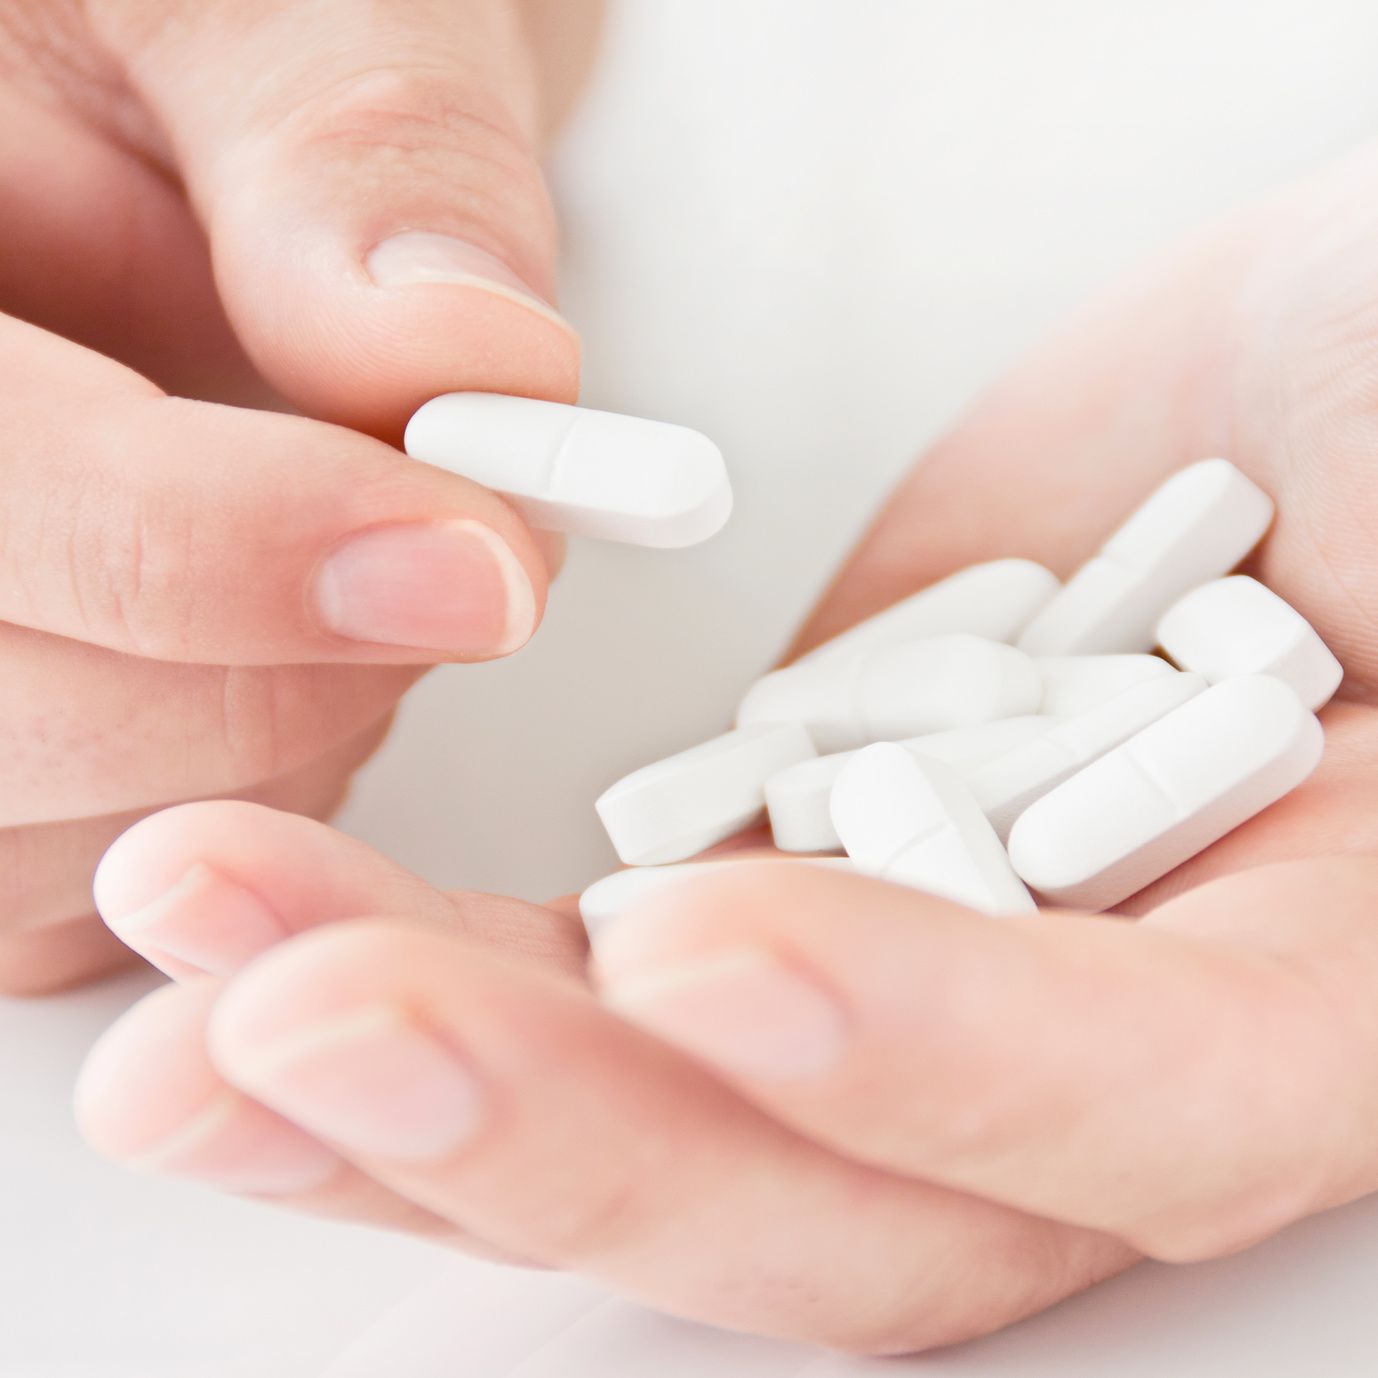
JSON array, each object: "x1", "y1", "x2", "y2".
[
  {"x1": 76, "y1": 144, "x2": 1378, "y2": 1353},
  {"x1": 0, "y1": 0, "x2": 595, "y2": 991}
]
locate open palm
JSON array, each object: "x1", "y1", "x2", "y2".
[{"x1": 78, "y1": 144, "x2": 1378, "y2": 1354}]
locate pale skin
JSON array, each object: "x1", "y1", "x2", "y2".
[
  {"x1": 11, "y1": 0, "x2": 1378, "y2": 1358},
  {"x1": 0, "y1": 0, "x2": 599, "y2": 993}
]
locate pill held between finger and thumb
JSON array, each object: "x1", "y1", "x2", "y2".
[
  {"x1": 796, "y1": 559, "x2": 1060, "y2": 666},
  {"x1": 595, "y1": 723, "x2": 816, "y2": 867},
  {"x1": 738, "y1": 634, "x2": 1044, "y2": 753},
  {"x1": 404, "y1": 393, "x2": 732, "y2": 547},
  {"x1": 765, "y1": 714, "x2": 1059, "y2": 854},
  {"x1": 1007, "y1": 676, "x2": 1323, "y2": 911},
  {"x1": 1017, "y1": 459, "x2": 1274, "y2": 655},
  {"x1": 831, "y1": 745, "x2": 1035, "y2": 914},
  {"x1": 1156, "y1": 575, "x2": 1343, "y2": 711}
]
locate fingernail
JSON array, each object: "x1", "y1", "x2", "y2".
[
  {"x1": 602, "y1": 949, "x2": 848, "y2": 1081},
  {"x1": 315, "y1": 519, "x2": 536, "y2": 655},
  {"x1": 365, "y1": 231, "x2": 571, "y2": 331},
  {"x1": 133, "y1": 1091, "x2": 342, "y2": 1197},
  {"x1": 106, "y1": 863, "x2": 286, "y2": 977},
  {"x1": 226, "y1": 1005, "x2": 484, "y2": 1162}
]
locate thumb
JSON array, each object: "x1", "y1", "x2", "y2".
[{"x1": 94, "y1": 0, "x2": 583, "y2": 438}]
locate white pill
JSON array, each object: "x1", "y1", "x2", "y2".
[
  {"x1": 766, "y1": 715, "x2": 1059, "y2": 854},
  {"x1": 1037, "y1": 654, "x2": 1175, "y2": 716},
  {"x1": 580, "y1": 857, "x2": 854, "y2": 939},
  {"x1": 1008, "y1": 676, "x2": 1323, "y2": 910},
  {"x1": 1157, "y1": 575, "x2": 1343, "y2": 712},
  {"x1": 831, "y1": 745, "x2": 1036, "y2": 914},
  {"x1": 404, "y1": 393, "x2": 732, "y2": 547},
  {"x1": 969, "y1": 672, "x2": 1207, "y2": 840},
  {"x1": 738, "y1": 633, "x2": 1043, "y2": 753},
  {"x1": 797, "y1": 559, "x2": 1059, "y2": 666},
  {"x1": 1016, "y1": 459, "x2": 1274, "y2": 655},
  {"x1": 595, "y1": 724, "x2": 815, "y2": 866}
]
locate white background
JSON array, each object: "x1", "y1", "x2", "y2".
[{"x1": 6, "y1": 2, "x2": 1378, "y2": 1373}]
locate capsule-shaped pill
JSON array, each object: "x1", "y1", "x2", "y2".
[
  {"x1": 765, "y1": 715, "x2": 1058, "y2": 854},
  {"x1": 405, "y1": 393, "x2": 732, "y2": 547},
  {"x1": 798, "y1": 559, "x2": 1059, "y2": 666},
  {"x1": 738, "y1": 633, "x2": 1043, "y2": 753},
  {"x1": 1017, "y1": 459, "x2": 1274, "y2": 655},
  {"x1": 969, "y1": 672, "x2": 1206, "y2": 840},
  {"x1": 1007, "y1": 676, "x2": 1323, "y2": 910},
  {"x1": 1037, "y1": 654, "x2": 1174, "y2": 716},
  {"x1": 595, "y1": 723, "x2": 815, "y2": 866},
  {"x1": 1157, "y1": 575, "x2": 1343, "y2": 711},
  {"x1": 831, "y1": 745, "x2": 1035, "y2": 914}
]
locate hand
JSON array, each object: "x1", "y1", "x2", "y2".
[
  {"x1": 76, "y1": 145, "x2": 1378, "y2": 1353},
  {"x1": 0, "y1": 0, "x2": 596, "y2": 992}
]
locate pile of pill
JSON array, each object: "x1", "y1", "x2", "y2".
[{"x1": 580, "y1": 457, "x2": 1337, "y2": 934}]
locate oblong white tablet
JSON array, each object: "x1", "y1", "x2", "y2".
[
  {"x1": 797, "y1": 560, "x2": 1059, "y2": 666},
  {"x1": 1157, "y1": 575, "x2": 1343, "y2": 712},
  {"x1": 831, "y1": 745, "x2": 1035, "y2": 914},
  {"x1": 1037, "y1": 654, "x2": 1175, "y2": 716},
  {"x1": 595, "y1": 723, "x2": 816, "y2": 866},
  {"x1": 580, "y1": 857, "x2": 854, "y2": 939},
  {"x1": 738, "y1": 634, "x2": 1043, "y2": 753},
  {"x1": 404, "y1": 393, "x2": 732, "y2": 547},
  {"x1": 969, "y1": 672, "x2": 1207, "y2": 840},
  {"x1": 1007, "y1": 676, "x2": 1323, "y2": 910},
  {"x1": 765, "y1": 715, "x2": 1058, "y2": 853},
  {"x1": 1017, "y1": 459, "x2": 1274, "y2": 655}
]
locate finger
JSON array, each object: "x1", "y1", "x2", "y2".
[
  {"x1": 595, "y1": 859, "x2": 1378, "y2": 1261},
  {"x1": 0, "y1": 314, "x2": 548, "y2": 664},
  {"x1": 0, "y1": 80, "x2": 264, "y2": 403},
  {"x1": 75, "y1": 978, "x2": 511, "y2": 1249},
  {"x1": 1, "y1": 714, "x2": 391, "y2": 941},
  {"x1": 92, "y1": 0, "x2": 583, "y2": 438},
  {"x1": 94, "y1": 801, "x2": 586, "y2": 980},
  {"x1": 205, "y1": 920, "x2": 1131, "y2": 1353},
  {"x1": 0, "y1": 625, "x2": 418, "y2": 826}
]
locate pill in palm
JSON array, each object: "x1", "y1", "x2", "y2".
[
  {"x1": 737, "y1": 633, "x2": 1043, "y2": 752},
  {"x1": 405, "y1": 393, "x2": 732, "y2": 547},
  {"x1": 796, "y1": 559, "x2": 1059, "y2": 667},
  {"x1": 596, "y1": 723, "x2": 816, "y2": 866},
  {"x1": 1037, "y1": 653, "x2": 1174, "y2": 716},
  {"x1": 831, "y1": 744, "x2": 1036, "y2": 914},
  {"x1": 1157, "y1": 575, "x2": 1343, "y2": 711},
  {"x1": 1017, "y1": 459, "x2": 1274, "y2": 655},
  {"x1": 1007, "y1": 676, "x2": 1323, "y2": 910},
  {"x1": 580, "y1": 856, "x2": 854, "y2": 939},
  {"x1": 766, "y1": 715, "x2": 1059, "y2": 854},
  {"x1": 968, "y1": 672, "x2": 1207, "y2": 840}
]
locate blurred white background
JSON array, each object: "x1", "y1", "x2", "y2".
[{"x1": 7, "y1": 2, "x2": 1378, "y2": 1373}]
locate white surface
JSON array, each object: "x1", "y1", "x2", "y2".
[
  {"x1": 8, "y1": 0, "x2": 1378, "y2": 1373},
  {"x1": 404, "y1": 393, "x2": 732, "y2": 548},
  {"x1": 794, "y1": 559, "x2": 1059, "y2": 667},
  {"x1": 833, "y1": 745, "x2": 1034, "y2": 912},
  {"x1": 1158, "y1": 575, "x2": 1346, "y2": 710},
  {"x1": 739, "y1": 634, "x2": 1043, "y2": 751},
  {"x1": 1009, "y1": 676, "x2": 1324, "y2": 908},
  {"x1": 594, "y1": 722, "x2": 815, "y2": 865},
  {"x1": 1017, "y1": 459, "x2": 1276, "y2": 655}
]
